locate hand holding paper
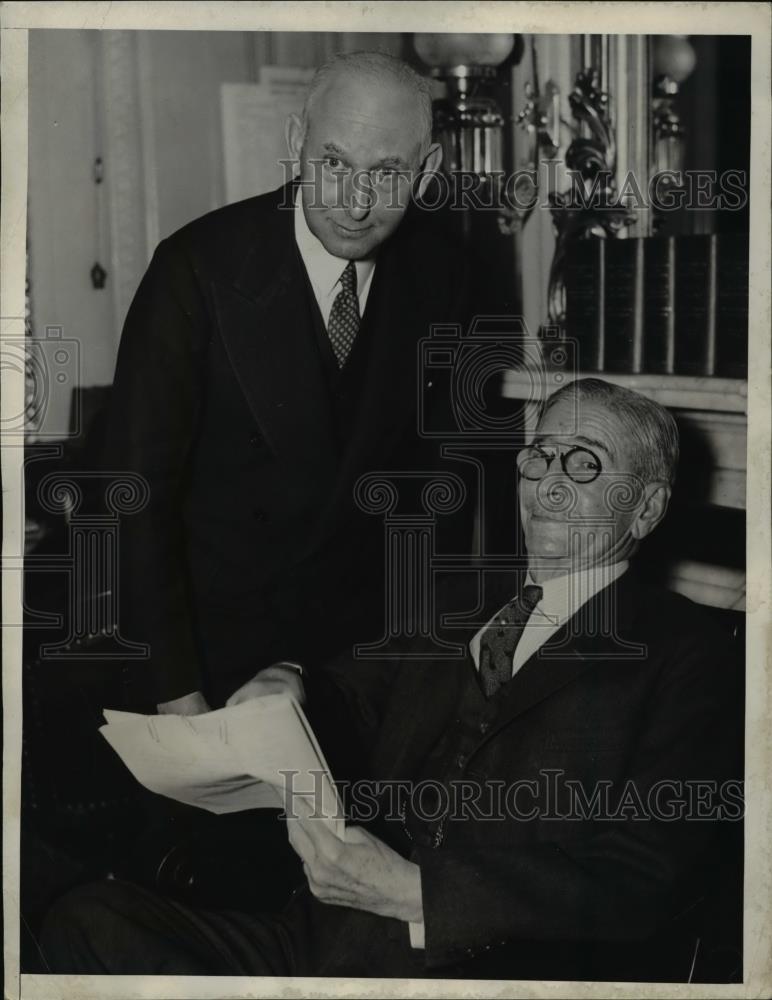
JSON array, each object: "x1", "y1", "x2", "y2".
[
  {"x1": 286, "y1": 795, "x2": 424, "y2": 924},
  {"x1": 100, "y1": 694, "x2": 344, "y2": 838},
  {"x1": 226, "y1": 663, "x2": 305, "y2": 707}
]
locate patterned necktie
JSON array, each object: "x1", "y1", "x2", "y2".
[
  {"x1": 327, "y1": 260, "x2": 360, "y2": 367},
  {"x1": 478, "y1": 584, "x2": 543, "y2": 697}
]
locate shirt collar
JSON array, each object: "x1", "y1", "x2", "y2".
[
  {"x1": 293, "y1": 188, "x2": 376, "y2": 299},
  {"x1": 525, "y1": 560, "x2": 629, "y2": 626}
]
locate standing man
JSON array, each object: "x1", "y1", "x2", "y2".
[{"x1": 107, "y1": 51, "x2": 463, "y2": 714}]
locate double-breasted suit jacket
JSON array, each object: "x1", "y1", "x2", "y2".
[{"x1": 104, "y1": 182, "x2": 468, "y2": 706}]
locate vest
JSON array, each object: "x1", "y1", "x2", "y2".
[
  {"x1": 298, "y1": 250, "x2": 375, "y2": 452},
  {"x1": 396, "y1": 649, "x2": 523, "y2": 851}
]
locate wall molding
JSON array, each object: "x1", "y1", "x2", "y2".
[{"x1": 99, "y1": 31, "x2": 148, "y2": 345}]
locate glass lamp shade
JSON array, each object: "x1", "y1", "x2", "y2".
[
  {"x1": 653, "y1": 35, "x2": 697, "y2": 85},
  {"x1": 414, "y1": 33, "x2": 516, "y2": 71}
]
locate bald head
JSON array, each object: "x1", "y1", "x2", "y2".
[
  {"x1": 302, "y1": 51, "x2": 434, "y2": 154},
  {"x1": 541, "y1": 378, "x2": 680, "y2": 488}
]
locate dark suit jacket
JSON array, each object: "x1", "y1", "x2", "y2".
[
  {"x1": 291, "y1": 569, "x2": 743, "y2": 981},
  {"x1": 104, "y1": 183, "x2": 468, "y2": 705}
]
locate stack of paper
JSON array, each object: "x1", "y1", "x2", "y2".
[{"x1": 100, "y1": 694, "x2": 344, "y2": 838}]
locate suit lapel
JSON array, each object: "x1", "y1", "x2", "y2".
[
  {"x1": 475, "y1": 569, "x2": 646, "y2": 742},
  {"x1": 377, "y1": 570, "x2": 647, "y2": 778},
  {"x1": 211, "y1": 185, "x2": 337, "y2": 497},
  {"x1": 343, "y1": 237, "x2": 424, "y2": 474}
]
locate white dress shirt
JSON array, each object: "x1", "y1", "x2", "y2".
[
  {"x1": 469, "y1": 559, "x2": 630, "y2": 678},
  {"x1": 293, "y1": 190, "x2": 376, "y2": 326},
  {"x1": 408, "y1": 558, "x2": 630, "y2": 950}
]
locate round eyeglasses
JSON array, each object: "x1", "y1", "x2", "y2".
[{"x1": 517, "y1": 444, "x2": 603, "y2": 484}]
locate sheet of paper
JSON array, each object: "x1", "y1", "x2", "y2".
[
  {"x1": 220, "y1": 67, "x2": 314, "y2": 203},
  {"x1": 100, "y1": 695, "x2": 344, "y2": 836}
]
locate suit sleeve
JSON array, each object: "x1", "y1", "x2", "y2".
[
  {"x1": 414, "y1": 632, "x2": 742, "y2": 968},
  {"x1": 303, "y1": 653, "x2": 403, "y2": 787},
  {"x1": 104, "y1": 238, "x2": 210, "y2": 704}
]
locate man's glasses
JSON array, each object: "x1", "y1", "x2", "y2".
[{"x1": 517, "y1": 444, "x2": 603, "y2": 484}]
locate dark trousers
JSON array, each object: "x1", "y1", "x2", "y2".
[
  {"x1": 38, "y1": 874, "x2": 706, "y2": 981},
  {"x1": 39, "y1": 877, "x2": 427, "y2": 978},
  {"x1": 40, "y1": 879, "x2": 294, "y2": 975}
]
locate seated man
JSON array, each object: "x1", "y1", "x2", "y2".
[{"x1": 40, "y1": 378, "x2": 742, "y2": 981}]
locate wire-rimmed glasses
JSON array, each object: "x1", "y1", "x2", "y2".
[{"x1": 517, "y1": 444, "x2": 603, "y2": 484}]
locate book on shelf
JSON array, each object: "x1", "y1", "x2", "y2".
[
  {"x1": 563, "y1": 231, "x2": 748, "y2": 379},
  {"x1": 673, "y1": 234, "x2": 717, "y2": 376},
  {"x1": 714, "y1": 231, "x2": 749, "y2": 379},
  {"x1": 603, "y1": 236, "x2": 645, "y2": 374},
  {"x1": 643, "y1": 236, "x2": 676, "y2": 375},
  {"x1": 564, "y1": 237, "x2": 605, "y2": 372}
]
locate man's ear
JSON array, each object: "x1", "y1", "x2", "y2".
[
  {"x1": 285, "y1": 112, "x2": 304, "y2": 164},
  {"x1": 630, "y1": 483, "x2": 671, "y2": 541},
  {"x1": 415, "y1": 142, "x2": 443, "y2": 199}
]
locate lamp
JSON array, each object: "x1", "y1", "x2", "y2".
[
  {"x1": 652, "y1": 35, "x2": 697, "y2": 176},
  {"x1": 413, "y1": 33, "x2": 519, "y2": 176},
  {"x1": 502, "y1": 39, "x2": 636, "y2": 324}
]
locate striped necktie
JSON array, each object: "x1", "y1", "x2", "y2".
[
  {"x1": 478, "y1": 584, "x2": 543, "y2": 697},
  {"x1": 327, "y1": 260, "x2": 359, "y2": 367}
]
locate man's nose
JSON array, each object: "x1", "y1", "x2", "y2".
[{"x1": 346, "y1": 172, "x2": 374, "y2": 221}]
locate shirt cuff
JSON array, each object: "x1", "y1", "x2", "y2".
[
  {"x1": 408, "y1": 920, "x2": 426, "y2": 949},
  {"x1": 270, "y1": 661, "x2": 304, "y2": 677}
]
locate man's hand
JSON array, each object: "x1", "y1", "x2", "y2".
[
  {"x1": 226, "y1": 662, "x2": 306, "y2": 707},
  {"x1": 157, "y1": 690, "x2": 211, "y2": 715},
  {"x1": 286, "y1": 799, "x2": 423, "y2": 924}
]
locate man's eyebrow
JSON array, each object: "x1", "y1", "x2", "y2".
[
  {"x1": 321, "y1": 142, "x2": 348, "y2": 157},
  {"x1": 532, "y1": 433, "x2": 614, "y2": 458},
  {"x1": 373, "y1": 156, "x2": 409, "y2": 168}
]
